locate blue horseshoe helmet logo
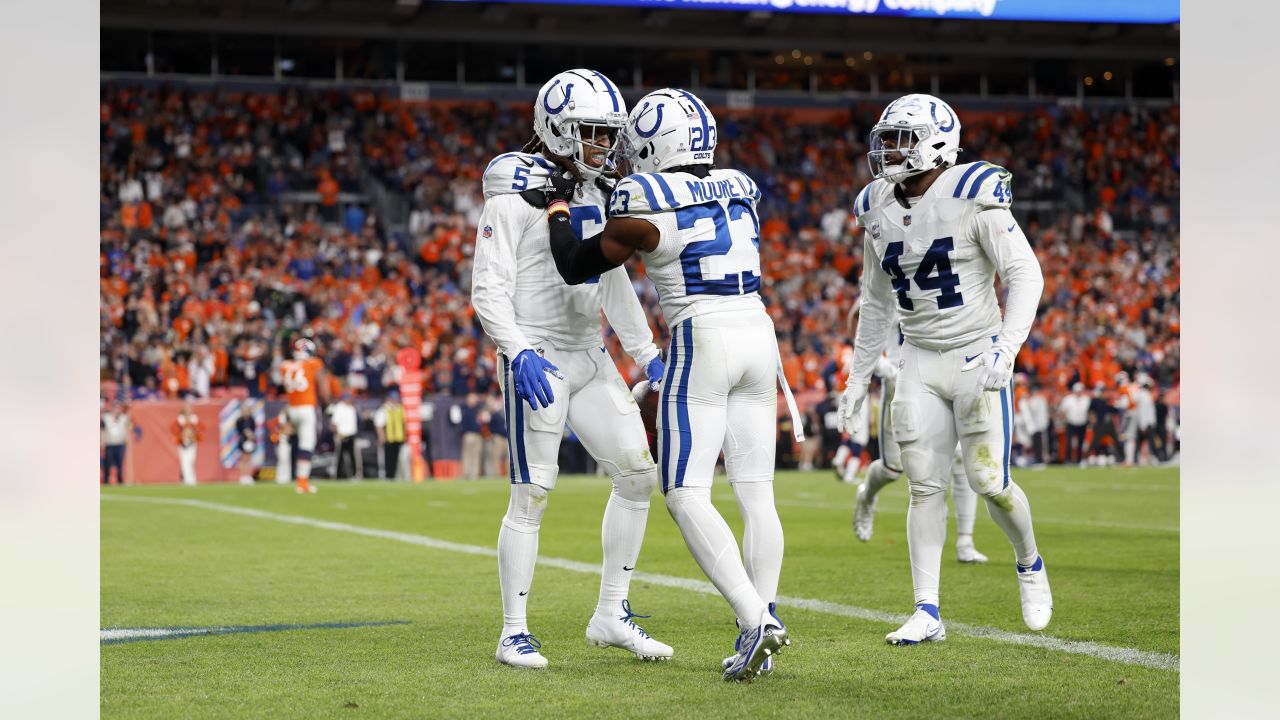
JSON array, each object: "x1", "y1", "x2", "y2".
[
  {"x1": 931, "y1": 101, "x2": 955, "y2": 132},
  {"x1": 634, "y1": 101, "x2": 665, "y2": 138},
  {"x1": 543, "y1": 79, "x2": 574, "y2": 115}
]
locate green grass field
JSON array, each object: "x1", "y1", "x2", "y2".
[{"x1": 101, "y1": 467, "x2": 1178, "y2": 719}]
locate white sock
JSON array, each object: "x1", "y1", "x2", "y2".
[
  {"x1": 499, "y1": 484, "x2": 547, "y2": 635},
  {"x1": 732, "y1": 482, "x2": 784, "y2": 605},
  {"x1": 950, "y1": 461, "x2": 978, "y2": 537},
  {"x1": 985, "y1": 480, "x2": 1040, "y2": 567},
  {"x1": 864, "y1": 459, "x2": 900, "y2": 501},
  {"x1": 907, "y1": 479, "x2": 948, "y2": 607},
  {"x1": 665, "y1": 486, "x2": 766, "y2": 627},
  {"x1": 832, "y1": 445, "x2": 850, "y2": 473},
  {"x1": 843, "y1": 453, "x2": 863, "y2": 483},
  {"x1": 597, "y1": 480, "x2": 651, "y2": 616}
]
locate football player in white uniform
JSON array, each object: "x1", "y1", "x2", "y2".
[
  {"x1": 471, "y1": 70, "x2": 673, "y2": 669},
  {"x1": 850, "y1": 307, "x2": 988, "y2": 564},
  {"x1": 839, "y1": 94, "x2": 1052, "y2": 644},
  {"x1": 541, "y1": 88, "x2": 798, "y2": 682}
]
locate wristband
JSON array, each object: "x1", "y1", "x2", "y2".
[{"x1": 547, "y1": 200, "x2": 570, "y2": 219}]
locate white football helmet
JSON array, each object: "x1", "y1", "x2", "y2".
[
  {"x1": 533, "y1": 69, "x2": 628, "y2": 180},
  {"x1": 616, "y1": 88, "x2": 717, "y2": 176},
  {"x1": 867, "y1": 94, "x2": 962, "y2": 184},
  {"x1": 292, "y1": 337, "x2": 317, "y2": 360}
]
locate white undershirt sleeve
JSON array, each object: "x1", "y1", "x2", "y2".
[
  {"x1": 599, "y1": 266, "x2": 660, "y2": 367},
  {"x1": 850, "y1": 236, "x2": 895, "y2": 388},
  {"x1": 971, "y1": 207, "x2": 1044, "y2": 358},
  {"x1": 471, "y1": 194, "x2": 537, "y2": 359}
]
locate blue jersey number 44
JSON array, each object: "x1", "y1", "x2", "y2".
[{"x1": 881, "y1": 237, "x2": 964, "y2": 311}]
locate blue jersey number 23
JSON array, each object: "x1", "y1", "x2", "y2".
[{"x1": 676, "y1": 199, "x2": 761, "y2": 296}]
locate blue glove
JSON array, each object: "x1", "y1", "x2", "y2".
[
  {"x1": 512, "y1": 349, "x2": 560, "y2": 410},
  {"x1": 645, "y1": 355, "x2": 665, "y2": 391}
]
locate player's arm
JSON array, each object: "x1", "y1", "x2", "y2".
[
  {"x1": 973, "y1": 208, "x2": 1044, "y2": 361},
  {"x1": 316, "y1": 365, "x2": 331, "y2": 406},
  {"x1": 598, "y1": 266, "x2": 662, "y2": 376},
  {"x1": 546, "y1": 211, "x2": 656, "y2": 285},
  {"x1": 848, "y1": 239, "x2": 895, "y2": 389},
  {"x1": 543, "y1": 172, "x2": 658, "y2": 285},
  {"x1": 471, "y1": 194, "x2": 539, "y2": 359}
]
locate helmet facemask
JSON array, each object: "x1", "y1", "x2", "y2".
[
  {"x1": 570, "y1": 119, "x2": 625, "y2": 180},
  {"x1": 868, "y1": 124, "x2": 936, "y2": 184}
]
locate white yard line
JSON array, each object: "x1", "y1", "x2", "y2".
[
  {"x1": 103, "y1": 495, "x2": 1179, "y2": 672},
  {"x1": 734, "y1": 496, "x2": 1179, "y2": 533}
]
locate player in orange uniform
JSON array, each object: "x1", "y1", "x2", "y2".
[{"x1": 278, "y1": 337, "x2": 329, "y2": 494}]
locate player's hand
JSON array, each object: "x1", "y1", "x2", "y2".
[
  {"x1": 512, "y1": 349, "x2": 561, "y2": 410},
  {"x1": 644, "y1": 355, "x2": 665, "y2": 391},
  {"x1": 545, "y1": 170, "x2": 578, "y2": 206},
  {"x1": 837, "y1": 381, "x2": 869, "y2": 434},
  {"x1": 961, "y1": 347, "x2": 1014, "y2": 392},
  {"x1": 874, "y1": 354, "x2": 899, "y2": 382}
]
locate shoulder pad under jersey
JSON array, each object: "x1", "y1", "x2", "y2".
[
  {"x1": 609, "y1": 170, "x2": 760, "y2": 218},
  {"x1": 482, "y1": 152, "x2": 556, "y2": 200},
  {"x1": 945, "y1": 161, "x2": 1013, "y2": 210},
  {"x1": 852, "y1": 179, "x2": 891, "y2": 226}
]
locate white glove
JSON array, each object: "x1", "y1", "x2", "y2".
[
  {"x1": 961, "y1": 345, "x2": 1014, "y2": 392},
  {"x1": 837, "y1": 381, "x2": 869, "y2": 434},
  {"x1": 874, "y1": 354, "x2": 899, "y2": 382}
]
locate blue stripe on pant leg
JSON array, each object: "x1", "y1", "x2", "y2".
[
  {"x1": 999, "y1": 384, "x2": 1011, "y2": 489},
  {"x1": 660, "y1": 328, "x2": 681, "y2": 494},
  {"x1": 510, "y1": 356, "x2": 530, "y2": 483},
  {"x1": 503, "y1": 355, "x2": 515, "y2": 483},
  {"x1": 878, "y1": 384, "x2": 889, "y2": 462},
  {"x1": 674, "y1": 322, "x2": 694, "y2": 489}
]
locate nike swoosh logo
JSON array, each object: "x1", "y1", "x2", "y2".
[
  {"x1": 623, "y1": 566, "x2": 635, "y2": 571},
  {"x1": 518, "y1": 591, "x2": 528, "y2": 596},
  {"x1": 518, "y1": 158, "x2": 536, "y2": 168},
  {"x1": 1006, "y1": 224, "x2": 1016, "y2": 232},
  {"x1": 965, "y1": 354, "x2": 981, "y2": 363}
]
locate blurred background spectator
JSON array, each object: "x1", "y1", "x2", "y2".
[{"x1": 100, "y1": 83, "x2": 1179, "y2": 469}]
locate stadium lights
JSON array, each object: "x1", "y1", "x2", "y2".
[
  {"x1": 775, "y1": 55, "x2": 785, "y2": 64},
  {"x1": 1165, "y1": 57, "x2": 1176, "y2": 66},
  {"x1": 1103, "y1": 71, "x2": 1113, "y2": 81},
  {"x1": 845, "y1": 57, "x2": 856, "y2": 67},
  {"x1": 1084, "y1": 76, "x2": 1094, "y2": 86},
  {"x1": 863, "y1": 51, "x2": 874, "y2": 61},
  {"x1": 791, "y1": 49, "x2": 801, "y2": 59},
  {"x1": 804, "y1": 56, "x2": 813, "y2": 66}
]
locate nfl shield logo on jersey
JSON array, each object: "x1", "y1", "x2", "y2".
[
  {"x1": 903, "y1": 215, "x2": 912, "y2": 226},
  {"x1": 482, "y1": 225, "x2": 493, "y2": 239},
  {"x1": 870, "y1": 220, "x2": 882, "y2": 239}
]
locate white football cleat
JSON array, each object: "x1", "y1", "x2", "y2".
[
  {"x1": 955, "y1": 536, "x2": 989, "y2": 564},
  {"x1": 853, "y1": 482, "x2": 876, "y2": 542},
  {"x1": 1016, "y1": 556, "x2": 1053, "y2": 631},
  {"x1": 886, "y1": 605, "x2": 946, "y2": 645},
  {"x1": 723, "y1": 603, "x2": 790, "y2": 682},
  {"x1": 496, "y1": 631, "x2": 548, "y2": 669},
  {"x1": 585, "y1": 600, "x2": 673, "y2": 661},
  {"x1": 721, "y1": 619, "x2": 774, "y2": 675}
]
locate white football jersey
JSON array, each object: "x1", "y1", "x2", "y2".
[
  {"x1": 471, "y1": 152, "x2": 658, "y2": 363},
  {"x1": 849, "y1": 161, "x2": 1043, "y2": 386},
  {"x1": 609, "y1": 169, "x2": 765, "y2": 327}
]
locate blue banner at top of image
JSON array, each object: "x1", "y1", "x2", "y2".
[{"x1": 445, "y1": 0, "x2": 1179, "y2": 24}]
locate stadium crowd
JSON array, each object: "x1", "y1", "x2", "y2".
[{"x1": 99, "y1": 82, "x2": 1179, "y2": 467}]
